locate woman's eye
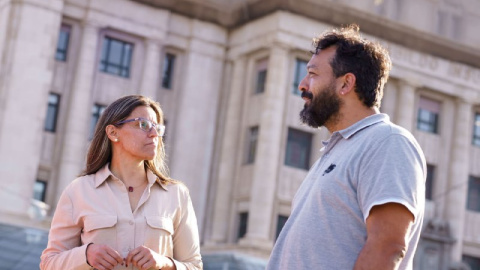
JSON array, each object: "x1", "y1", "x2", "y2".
[{"x1": 140, "y1": 121, "x2": 149, "y2": 130}]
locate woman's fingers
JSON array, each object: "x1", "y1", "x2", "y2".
[{"x1": 86, "y1": 244, "x2": 123, "y2": 270}]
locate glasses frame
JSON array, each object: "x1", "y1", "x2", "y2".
[{"x1": 114, "y1": 117, "x2": 165, "y2": 136}]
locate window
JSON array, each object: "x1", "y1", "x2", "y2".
[
  {"x1": 275, "y1": 215, "x2": 288, "y2": 241},
  {"x1": 245, "y1": 126, "x2": 259, "y2": 164},
  {"x1": 162, "y1": 53, "x2": 176, "y2": 89},
  {"x1": 254, "y1": 59, "x2": 268, "y2": 94},
  {"x1": 90, "y1": 104, "x2": 106, "y2": 139},
  {"x1": 55, "y1": 24, "x2": 71, "y2": 61},
  {"x1": 463, "y1": 255, "x2": 480, "y2": 270},
  {"x1": 374, "y1": 0, "x2": 401, "y2": 20},
  {"x1": 426, "y1": 164, "x2": 435, "y2": 200},
  {"x1": 44, "y1": 93, "x2": 60, "y2": 132},
  {"x1": 33, "y1": 180, "x2": 47, "y2": 202},
  {"x1": 237, "y1": 212, "x2": 248, "y2": 241},
  {"x1": 417, "y1": 97, "x2": 440, "y2": 134},
  {"x1": 436, "y1": 5, "x2": 463, "y2": 39},
  {"x1": 100, "y1": 37, "x2": 133, "y2": 78},
  {"x1": 467, "y1": 175, "x2": 480, "y2": 212},
  {"x1": 285, "y1": 128, "x2": 312, "y2": 170},
  {"x1": 293, "y1": 59, "x2": 307, "y2": 95},
  {"x1": 473, "y1": 113, "x2": 480, "y2": 147}
]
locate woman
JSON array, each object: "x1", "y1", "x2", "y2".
[{"x1": 41, "y1": 95, "x2": 202, "y2": 270}]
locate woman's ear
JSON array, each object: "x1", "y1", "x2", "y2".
[{"x1": 105, "y1": 125, "x2": 118, "y2": 142}]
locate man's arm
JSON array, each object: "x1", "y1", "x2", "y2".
[{"x1": 354, "y1": 202, "x2": 414, "y2": 270}]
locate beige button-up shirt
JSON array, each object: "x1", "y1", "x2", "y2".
[{"x1": 40, "y1": 164, "x2": 202, "y2": 270}]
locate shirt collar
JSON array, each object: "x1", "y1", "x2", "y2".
[
  {"x1": 338, "y1": 113, "x2": 389, "y2": 139},
  {"x1": 94, "y1": 163, "x2": 168, "y2": 191}
]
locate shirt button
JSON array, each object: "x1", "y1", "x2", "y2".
[{"x1": 129, "y1": 220, "x2": 134, "y2": 225}]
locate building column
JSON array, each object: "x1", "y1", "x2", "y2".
[
  {"x1": 55, "y1": 21, "x2": 100, "y2": 202},
  {"x1": 444, "y1": 99, "x2": 473, "y2": 261},
  {"x1": 139, "y1": 39, "x2": 161, "y2": 99},
  {"x1": 168, "y1": 43, "x2": 225, "y2": 234},
  {"x1": 395, "y1": 79, "x2": 417, "y2": 131},
  {"x1": 206, "y1": 57, "x2": 246, "y2": 245},
  {"x1": 241, "y1": 44, "x2": 289, "y2": 249},
  {"x1": 0, "y1": 0, "x2": 63, "y2": 216}
]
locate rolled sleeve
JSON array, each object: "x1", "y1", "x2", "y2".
[
  {"x1": 171, "y1": 186, "x2": 203, "y2": 270},
  {"x1": 40, "y1": 189, "x2": 91, "y2": 270}
]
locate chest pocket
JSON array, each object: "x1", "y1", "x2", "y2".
[
  {"x1": 83, "y1": 215, "x2": 117, "y2": 246},
  {"x1": 144, "y1": 216, "x2": 174, "y2": 254}
]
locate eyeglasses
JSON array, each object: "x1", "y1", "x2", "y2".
[{"x1": 115, "y1": 117, "x2": 165, "y2": 136}]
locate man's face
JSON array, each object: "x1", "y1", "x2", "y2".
[{"x1": 298, "y1": 47, "x2": 342, "y2": 128}]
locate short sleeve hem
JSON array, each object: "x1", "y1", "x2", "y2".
[{"x1": 363, "y1": 198, "x2": 418, "y2": 223}]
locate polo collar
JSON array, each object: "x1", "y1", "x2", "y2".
[
  {"x1": 94, "y1": 163, "x2": 168, "y2": 191},
  {"x1": 338, "y1": 113, "x2": 389, "y2": 139}
]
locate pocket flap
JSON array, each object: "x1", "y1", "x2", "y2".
[
  {"x1": 84, "y1": 215, "x2": 117, "y2": 232},
  {"x1": 145, "y1": 216, "x2": 174, "y2": 234}
]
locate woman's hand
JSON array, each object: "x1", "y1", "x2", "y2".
[
  {"x1": 125, "y1": 246, "x2": 176, "y2": 270},
  {"x1": 86, "y1": 243, "x2": 124, "y2": 270}
]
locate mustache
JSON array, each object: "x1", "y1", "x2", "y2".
[{"x1": 301, "y1": 91, "x2": 313, "y2": 100}]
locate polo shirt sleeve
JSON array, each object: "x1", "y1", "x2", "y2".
[
  {"x1": 357, "y1": 134, "x2": 426, "y2": 223},
  {"x1": 40, "y1": 187, "x2": 91, "y2": 270}
]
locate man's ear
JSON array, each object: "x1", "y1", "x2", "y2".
[
  {"x1": 105, "y1": 125, "x2": 118, "y2": 142},
  {"x1": 339, "y1": 73, "x2": 356, "y2": 95}
]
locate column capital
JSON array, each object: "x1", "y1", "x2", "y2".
[
  {"x1": 454, "y1": 96, "x2": 474, "y2": 107},
  {"x1": 144, "y1": 38, "x2": 164, "y2": 48},
  {"x1": 397, "y1": 78, "x2": 422, "y2": 89}
]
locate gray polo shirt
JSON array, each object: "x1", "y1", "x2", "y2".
[{"x1": 267, "y1": 113, "x2": 426, "y2": 270}]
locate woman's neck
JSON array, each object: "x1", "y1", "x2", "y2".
[{"x1": 109, "y1": 156, "x2": 147, "y2": 186}]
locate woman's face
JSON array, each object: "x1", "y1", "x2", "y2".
[{"x1": 113, "y1": 106, "x2": 160, "y2": 162}]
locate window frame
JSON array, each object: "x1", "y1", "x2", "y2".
[
  {"x1": 467, "y1": 175, "x2": 480, "y2": 212},
  {"x1": 472, "y1": 112, "x2": 480, "y2": 147},
  {"x1": 254, "y1": 58, "x2": 268, "y2": 94},
  {"x1": 90, "y1": 103, "x2": 107, "y2": 139},
  {"x1": 292, "y1": 58, "x2": 307, "y2": 96},
  {"x1": 275, "y1": 215, "x2": 289, "y2": 241},
  {"x1": 33, "y1": 180, "x2": 47, "y2": 202},
  {"x1": 426, "y1": 164, "x2": 435, "y2": 200},
  {"x1": 55, "y1": 24, "x2": 71, "y2": 62},
  {"x1": 285, "y1": 128, "x2": 313, "y2": 170},
  {"x1": 417, "y1": 96, "x2": 441, "y2": 134},
  {"x1": 245, "y1": 126, "x2": 259, "y2": 164},
  {"x1": 99, "y1": 36, "x2": 134, "y2": 78},
  {"x1": 463, "y1": 255, "x2": 480, "y2": 270},
  {"x1": 44, "y1": 93, "x2": 61, "y2": 132},
  {"x1": 237, "y1": 212, "x2": 248, "y2": 241},
  {"x1": 162, "y1": 53, "x2": 176, "y2": 89}
]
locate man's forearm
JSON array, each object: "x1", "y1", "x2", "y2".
[{"x1": 353, "y1": 241, "x2": 407, "y2": 270}]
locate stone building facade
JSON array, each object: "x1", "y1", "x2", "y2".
[{"x1": 1, "y1": 0, "x2": 480, "y2": 269}]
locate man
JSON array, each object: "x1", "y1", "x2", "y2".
[{"x1": 266, "y1": 25, "x2": 426, "y2": 270}]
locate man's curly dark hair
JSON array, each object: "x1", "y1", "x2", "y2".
[{"x1": 312, "y1": 24, "x2": 392, "y2": 108}]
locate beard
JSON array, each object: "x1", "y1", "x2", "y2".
[{"x1": 299, "y1": 81, "x2": 342, "y2": 128}]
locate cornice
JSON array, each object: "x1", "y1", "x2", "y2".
[{"x1": 131, "y1": 0, "x2": 480, "y2": 68}]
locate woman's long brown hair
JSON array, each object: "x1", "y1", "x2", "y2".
[{"x1": 81, "y1": 95, "x2": 172, "y2": 184}]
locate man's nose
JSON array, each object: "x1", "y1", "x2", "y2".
[{"x1": 298, "y1": 76, "x2": 308, "y2": 92}]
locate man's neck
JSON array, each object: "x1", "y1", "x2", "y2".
[{"x1": 325, "y1": 106, "x2": 379, "y2": 133}]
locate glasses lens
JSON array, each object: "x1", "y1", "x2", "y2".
[
  {"x1": 139, "y1": 119, "x2": 152, "y2": 132},
  {"x1": 156, "y1": 125, "x2": 165, "y2": 136}
]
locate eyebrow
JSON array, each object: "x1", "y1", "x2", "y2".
[{"x1": 306, "y1": 64, "x2": 317, "y2": 70}]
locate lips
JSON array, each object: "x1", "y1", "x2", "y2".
[
  {"x1": 145, "y1": 142, "x2": 157, "y2": 148},
  {"x1": 301, "y1": 91, "x2": 313, "y2": 105}
]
